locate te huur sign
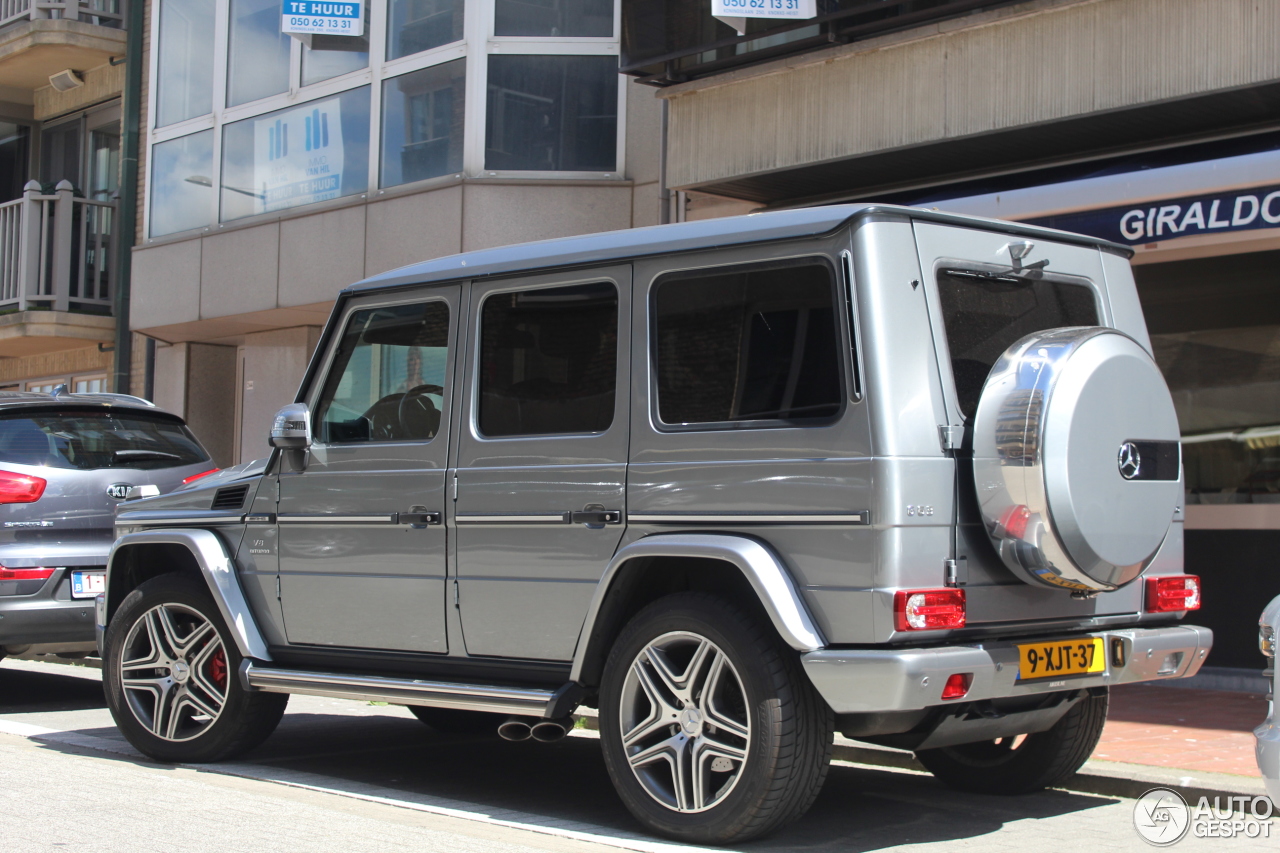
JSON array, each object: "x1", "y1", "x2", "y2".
[{"x1": 282, "y1": 0, "x2": 363, "y2": 36}]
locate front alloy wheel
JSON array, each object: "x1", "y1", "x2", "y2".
[
  {"x1": 119, "y1": 602, "x2": 229, "y2": 742},
  {"x1": 619, "y1": 631, "x2": 751, "y2": 812},
  {"x1": 104, "y1": 572, "x2": 287, "y2": 763}
]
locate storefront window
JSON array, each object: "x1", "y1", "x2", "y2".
[
  {"x1": 485, "y1": 54, "x2": 617, "y2": 171},
  {"x1": 155, "y1": 0, "x2": 215, "y2": 126},
  {"x1": 387, "y1": 0, "x2": 464, "y2": 60},
  {"x1": 494, "y1": 0, "x2": 612, "y2": 37},
  {"x1": 381, "y1": 60, "x2": 465, "y2": 188},
  {"x1": 220, "y1": 87, "x2": 370, "y2": 221},
  {"x1": 227, "y1": 0, "x2": 292, "y2": 107},
  {"x1": 1138, "y1": 249, "x2": 1280, "y2": 504},
  {"x1": 149, "y1": 129, "x2": 214, "y2": 237}
]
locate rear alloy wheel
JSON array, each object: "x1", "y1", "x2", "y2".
[
  {"x1": 104, "y1": 573, "x2": 287, "y2": 763},
  {"x1": 599, "y1": 593, "x2": 833, "y2": 844},
  {"x1": 915, "y1": 689, "x2": 1109, "y2": 794}
]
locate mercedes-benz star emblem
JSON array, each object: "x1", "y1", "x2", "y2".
[{"x1": 1117, "y1": 442, "x2": 1142, "y2": 480}]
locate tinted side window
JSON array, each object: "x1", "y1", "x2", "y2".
[
  {"x1": 478, "y1": 282, "x2": 618, "y2": 437},
  {"x1": 315, "y1": 301, "x2": 450, "y2": 444},
  {"x1": 937, "y1": 270, "x2": 1099, "y2": 419},
  {"x1": 654, "y1": 262, "x2": 842, "y2": 426}
]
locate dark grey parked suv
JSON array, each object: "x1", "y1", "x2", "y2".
[{"x1": 0, "y1": 390, "x2": 215, "y2": 662}]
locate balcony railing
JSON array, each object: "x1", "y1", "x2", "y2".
[
  {"x1": 0, "y1": 0, "x2": 123, "y2": 29},
  {"x1": 0, "y1": 180, "x2": 114, "y2": 314}
]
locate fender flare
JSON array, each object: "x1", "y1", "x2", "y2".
[
  {"x1": 570, "y1": 533, "x2": 826, "y2": 683},
  {"x1": 106, "y1": 529, "x2": 272, "y2": 662}
]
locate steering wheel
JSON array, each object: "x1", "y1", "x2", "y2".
[{"x1": 398, "y1": 384, "x2": 443, "y2": 439}]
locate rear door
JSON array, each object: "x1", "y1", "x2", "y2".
[
  {"x1": 453, "y1": 267, "x2": 630, "y2": 662},
  {"x1": 277, "y1": 288, "x2": 459, "y2": 653},
  {"x1": 911, "y1": 222, "x2": 1148, "y2": 624}
]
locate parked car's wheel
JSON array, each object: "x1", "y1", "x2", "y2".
[
  {"x1": 598, "y1": 593, "x2": 833, "y2": 844},
  {"x1": 406, "y1": 705, "x2": 502, "y2": 735},
  {"x1": 915, "y1": 688, "x2": 1109, "y2": 794},
  {"x1": 103, "y1": 572, "x2": 287, "y2": 763}
]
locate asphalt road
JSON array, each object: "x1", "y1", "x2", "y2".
[{"x1": 0, "y1": 658, "x2": 1272, "y2": 853}]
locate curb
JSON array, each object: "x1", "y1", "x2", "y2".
[{"x1": 573, "y1": 715, "x2": 1268, "y2": 804}]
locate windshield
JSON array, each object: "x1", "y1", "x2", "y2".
[{"x1": 0, "y1": 410, "x2": 210, "y2": 471}]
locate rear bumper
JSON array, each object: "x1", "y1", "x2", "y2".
[
  {"x1": 0, "y1": 569, "x2": 99, "y2": 649},
  {"x1": 802, "y1": 624, "x2": 1212, "y2": 714}
]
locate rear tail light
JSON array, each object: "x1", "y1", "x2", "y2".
[
  {"x1": 894, "y1": 588, "x2": 966, "y2": 631},
  {"x1": 1145, "y1": 575, "x2": 1201, "y2": 613},
  {"x1": 941, "y1": 673, "x2": 973, "y2": 700},
  {"x1": 0, "y1": 567, "x2": 55, "y2": 581},
  {"x1": 182, "y1": 468, "x2": 220, "y2": 485},
  {"x1": 0, "y1": 470, "x2": 46, "y2": 503}
]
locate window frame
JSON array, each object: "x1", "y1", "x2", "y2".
[
  {"x1": 648, "y1": 254, "x2": 849, "y2": 433},
  {"x1": 305, "y1": 291, "x2": 456, "y2": 448},
  {"x1": 144, "y1": 0, "x2": 625, "y2": 242}
]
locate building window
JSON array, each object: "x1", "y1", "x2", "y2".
[
  {"x1": 226, "y1": 0, "x2": 292, "y2": 107},
  {"x1": 0, "y1": 122, "x2": 30, "y2": 203},
  {"x1": 155, "y1": 0, "x2": 216, "y2": 126},
  {"x1": 146, "y1": 0, "x2": 624, "y2": 239},
  {"x1": 381, "y1": 60, "x2": 466, "y2": 188},
  {"x1": 387, "y1": 0, "x2": 464, "y2": 61},
  {"x1": 150, "y1": 130, "x2": 215, "y2": 237},
  {"x1": 485, "y1": 55, "x2": 617, "y2": 172},
  {"x1": 221, "y1": 87, "x2": 371, "y2": 221},
  {"x1": 494, "y1": 0, "x2": 612, "y2": 37}
]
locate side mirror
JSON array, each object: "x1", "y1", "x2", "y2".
[{"x1": 269, "y1": 403, "x2": 312, "y2": 450}]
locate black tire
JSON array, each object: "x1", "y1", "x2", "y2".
[
  {"x1": 103, "y1": 572, "x2": 288, "y2": 763},
  {"x1": 915, "y1": 689, "x2": 1109, "y2": 794},
  {"x1": 406, "y1": 705, "x2": 503, "y2": 735},
  {"x1": 598, "y1": 593, "x2": 833, "y2": 845}
]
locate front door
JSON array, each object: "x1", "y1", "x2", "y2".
[
  {"x1": 278, "y1": 288, "x2": 459, "y2": 653},
  {"x1": 453, "y1": 267, "x2": 630, "y2": 661}
]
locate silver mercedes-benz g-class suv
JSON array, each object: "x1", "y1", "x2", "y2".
[{"x1": 98, "y1": 205, "x2": 1209, "y2": 844}]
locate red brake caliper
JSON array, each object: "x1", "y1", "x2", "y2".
[{"x1": 208, "y1": 646, "x2": 228, "y2": 691}]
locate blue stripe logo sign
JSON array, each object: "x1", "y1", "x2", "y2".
[
  {"x1": 1025, "y1": 184, "x2": 1280, "y2": 246},
  {"x1": 282, "y1": 0, "x2": 363, "y2": 36}
]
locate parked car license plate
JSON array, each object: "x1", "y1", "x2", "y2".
[
  {"x1": 1017, "y1": 637, "x2": 1105, "y2": 680},
  {"x1": 70, "y1": 570, "x2": 105, "y2": 599}
]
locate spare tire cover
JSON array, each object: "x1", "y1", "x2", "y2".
[{"x1": 972, "y1": 327, "x2": 1181, "y2": 592}]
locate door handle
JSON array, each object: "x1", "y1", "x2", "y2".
[
  {"x1": 570, "y1": 510, "x2": 621, "y2": 526},
  {"x1": 396, "y1": 511, "x2": 441, "y2": 527}
]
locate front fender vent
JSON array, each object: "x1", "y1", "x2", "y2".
[{"x1": 211, "y1": 484, "x2": 250, "y2": 511}]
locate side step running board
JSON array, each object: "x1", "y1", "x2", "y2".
[{"x1": 243, "y1": 662, "x2": 556, "y2": 717}]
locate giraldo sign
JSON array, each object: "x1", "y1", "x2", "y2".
[{"x1": 1026, "y1": 184, "x2": 1280, "y2": 246}]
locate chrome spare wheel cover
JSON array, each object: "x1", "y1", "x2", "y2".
[
  {"x1": 972, "y1": 327, "x2": 1182, "y2": 592},
  {"x1": 119, "y1": 603, "x2": 229, "y2": 742},
  {"x1": 619, "y1": 631, "x2": 751, "y2": 813}
]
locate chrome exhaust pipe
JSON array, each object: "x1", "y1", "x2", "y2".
[
  {"x1": 530, "y1": 717, "x2": 573, "y2": 743},
  {"x1": 497, "y1": 716, "x2": 535, "y2": 741}
]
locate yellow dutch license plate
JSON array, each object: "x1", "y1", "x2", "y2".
[{"x1": 1017, "y1": 637, "x2": 1106, "y2": 681}]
